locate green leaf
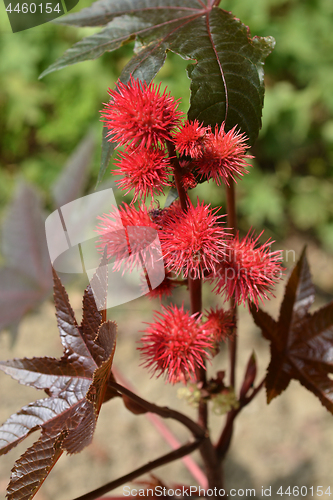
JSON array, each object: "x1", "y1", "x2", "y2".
[
  {"x1": 39, "y1": 16, "x2": 148, "y2": 79},
  {"x1": 185, "y1": 10, "x2": 275, "y2": 143},
  {"x1": 120, "y1": 40, "x2": 168, "y2": 83},
  {"x1": 42, "y1": 0, "x2": 274, "y2": 147},
  {"x1": 51, "y1": 0, "x2": 203, "y2": 28}
]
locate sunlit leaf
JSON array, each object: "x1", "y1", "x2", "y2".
[
  {"x1": 0, "y1": 261, "x2": 118, "y2": 499},
  {"x1": 40, "y1": 0, "x2": 274, "y2": 181}
]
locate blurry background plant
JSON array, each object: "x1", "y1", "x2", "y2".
[{"x1": 1, "y1": 0, "x2": 333, "y2": 338}]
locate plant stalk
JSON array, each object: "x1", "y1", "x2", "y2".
[
  {"x1": 189, "y1": 276, "x2": 207, "y2": 430},
  {"x1": 214, "y1": 181, "x2": 238, "y2": 464},
  {"x1": 216, "y1": 377, "x2": 265, "y2": 461},
  {"x1": 110, "y1": 381, "x2": 224, "y2": 494},
  {"x1": 226, "y1": 180, "x2": 237, "y2": 389},
  {"x1": 72, "y1": 439, "x2": 202, "y2": 500},
  {"x1": 109, "y1": 381, "x2": 206, "y2": 439},
  {"x1": 166, "y1": 141, "x2": 188, "y2": 211},
  {"x1": 186, "y1": 200, "x2": 224, "y2": 493},
  {"x1": 166, "y1": 140, "x2": 224, "y2": 495},
  {"x1": 167, "y1": 140, "x2": 208, "y2": 429}
]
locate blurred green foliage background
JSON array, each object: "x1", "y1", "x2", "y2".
[{"x1": 0, "y1": 0, "x2": 333, "y2": 249}]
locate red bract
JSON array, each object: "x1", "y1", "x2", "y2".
[
  {"x1": 212, "y1": 231, "x2": 283, "y2": 308},
  {"x1": 96, "y1": 203, "x2": 158, "y2": 272},
  {"x1": 195, "y1": 123, "x2": 253, "y2": 186},
  {"x1": 114, "y1": 148, "x2": 171, "y2": 202},
  {"x1": 204, "y1": 307, "x2": 235, "y2": 343},
  {"x1": 139, "y1": 304, "x2": 213, "y2": 384},
  {"x1": 101, "y1": 76, "x2": 183, "y2": 149},
  {"x1": 159, "y1": 199, "x2": 227, "y2": 279},
  {"x1": 173, "y1": 119, "x2": 208, "y2": 158}
]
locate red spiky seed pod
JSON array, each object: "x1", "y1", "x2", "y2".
[
  {"x1": 101, "y1": 76, "x2": 183, "y2": 149},
  {"x1": 139, "y1": 304, "x2": 213, "y2": 384},
  {"x1": 212, "y1": 230, "x2": 283, "y2": 308},
  {"x1": 159, "y1": 199, "x2": 228, "y2": 279},
  {"x1": 96, "y1": 203, "x2": 158, "y2": 272},
  {"x1": 173, "y1": 119, "x2": 208, "y2": 158},
  {"x1": 195, "y1": 123, "x2": 253, "y2": 186},
  {"x1": 204, "y1": 307, "x2": 235, "y2": 343},
  {"x1": 114, "y1": 148, "x2": 171, "y2": 202}
]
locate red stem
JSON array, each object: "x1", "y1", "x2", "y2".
[
  {"x1": 226, "y1": 181, "x2": 237, "y2": 389},
  {"x1": 166, "y1": 141, "x2": 223, "y2": 493},
  {"x1": 216, "y1": 377, "x2": 265, "y2": 461},
  {"x1": 166, "y1": 141, "x2": 188, "y2": 211},
  {"x1": 110, "y1": 381, "x2": 223, "y2": 492},
  {"x1": 189, "y1": 276, "x2": 207, "y2": 430},
  {"x1": 71, "y1": 440, "x2": 202, "y2": 500},
  {"x1": 112, "y1": 368, "x2": 208, "y2": 487},
  {"x1": 166, "y1": 140, "x2": 206, "y2": 428},
  {"x1": 214, "y1": 181, "x2": 238, "y2": 462},
  {"x1": 102, "y1": 309, "x2": 107, "y2": 323},
  {"x1": 167, "y1": 142, "x2": 208, "y2": 430},
  {"x1": 109, "y1": 381, "x2": 206, "y2": 438},
  {"x1": 166, "y1": 141, "x2": 207, "y2": 424},
  {"x1": 110, "y1": 381, "x2": 224, "y2": 493}
]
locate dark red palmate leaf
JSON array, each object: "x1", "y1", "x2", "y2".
[
  {"x1": 0, "y1": 132, "x2": 95, "y2": 340},
  {"x1": 0, "y1": 260, "x2": 118, "y2": 500},
  {"x1": 250, "y1": 248, "x2": 333, "y2": 412},
  {"x1": 0, "y1": 183, "x2": 53, "y2": 339}
]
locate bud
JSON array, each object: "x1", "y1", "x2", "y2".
[{"x1": 239, "y1": 351, "x2": 257, "y2": 400}]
